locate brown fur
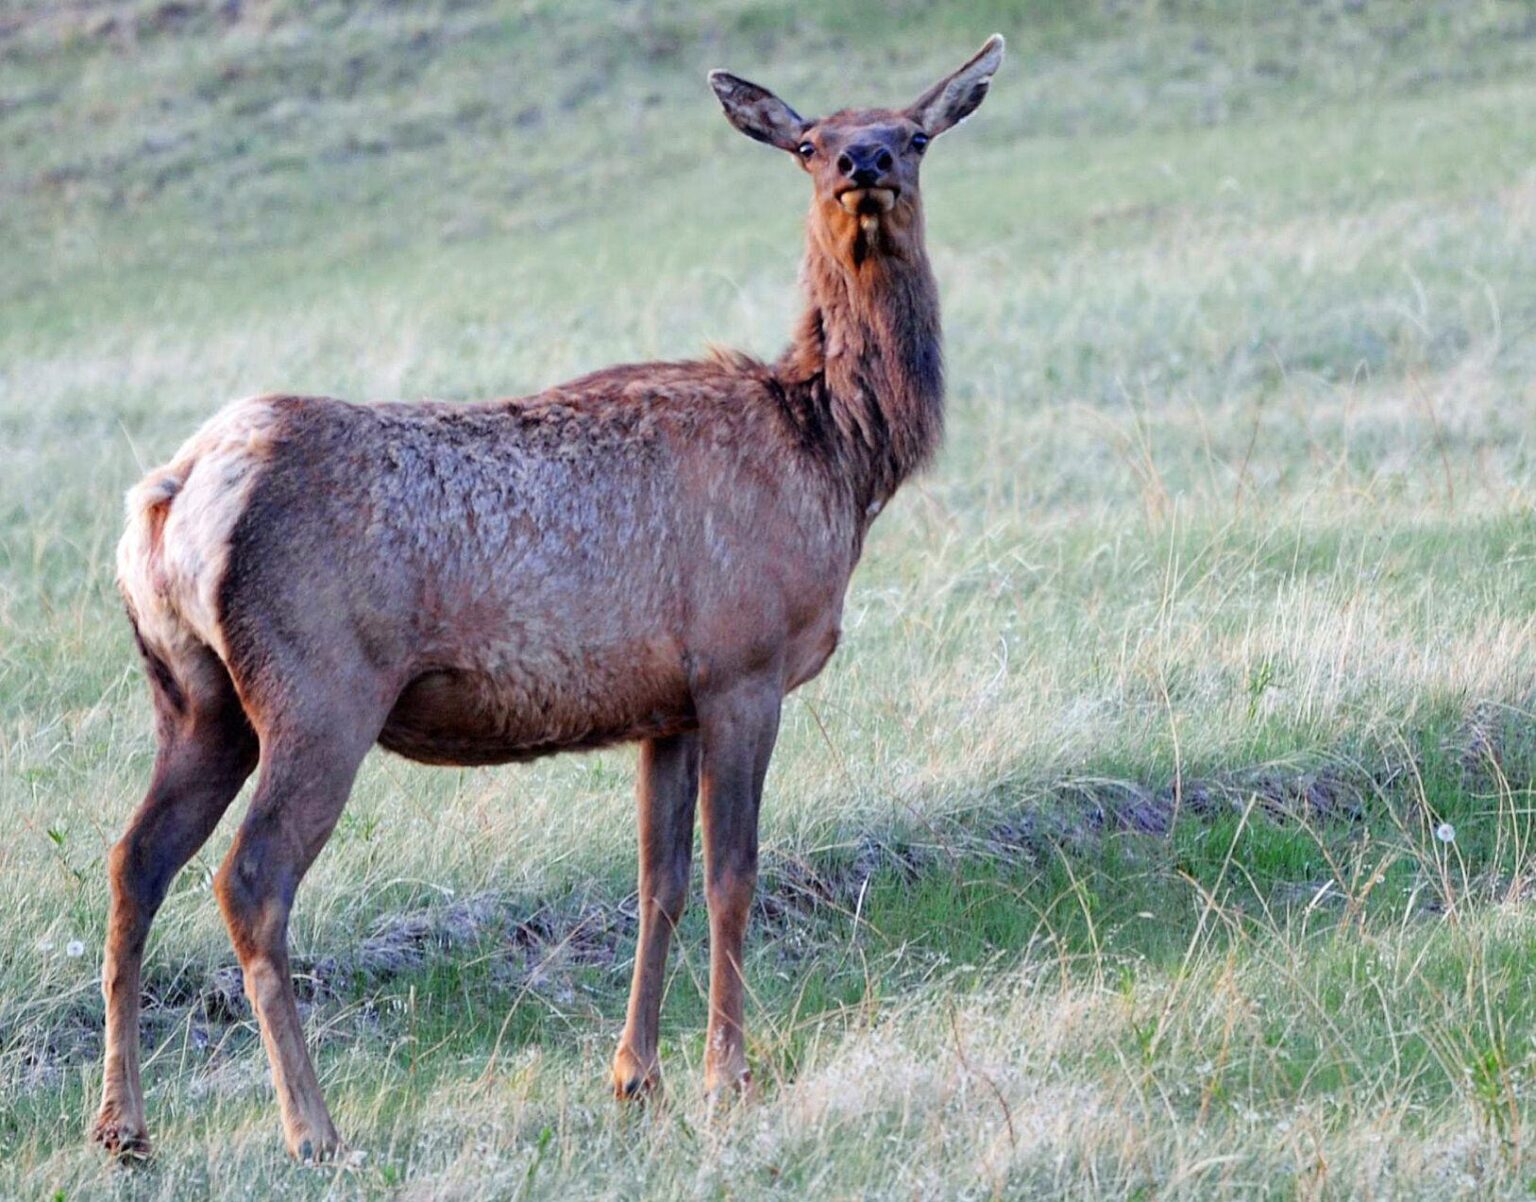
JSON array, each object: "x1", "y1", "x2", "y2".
[{"x1": 95, "y1": 36, "x2": 1003, "y2": 1160}]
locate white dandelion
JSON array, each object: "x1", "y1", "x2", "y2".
[
  {"x1": 1435, "y1": 822, "x2": 1456, "y2": 845},
  {"x1": 66, "y1": 940, "x2": 85, "y2": 958}
]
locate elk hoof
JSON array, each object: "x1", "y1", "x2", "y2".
[
  {"x1": 287, "y1": 1127, "x2": 343, "y2": 1164},
  {"x1": 612, "y1": 1045, "x2": 661, "y2": 1101},
  {"x1": 91, "y1": 1106, "x2": 151, "y2": 1161},
  {"x1": 704, "y1": 1066, "x2": 754, "y2": 1108}
]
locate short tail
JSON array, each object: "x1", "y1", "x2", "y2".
[
  {"x1": 117, "y1": 465, "x2": 188, "y2": 612},
  {"x1": 117, "y1": 461, "x2": 203, "y2": 688},
  {"x1": 119, "y1": 466, "x2": 244, "y2": 724}
]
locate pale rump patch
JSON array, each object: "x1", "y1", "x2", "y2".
[{"x1": 117, "y1": 394, "x2": 285, "y2": 668}]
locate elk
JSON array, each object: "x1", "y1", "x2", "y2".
[{"x1": 94, "y1": 35, "x2": 1004, "y2": 1160}]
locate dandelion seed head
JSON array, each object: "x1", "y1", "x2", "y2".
[
  {"x1": 1435, "y1": 822, "x2": 1456, "y2": 845},
  {"x1": 66, "y1": 940, "x2": 85, "y2": 958}
]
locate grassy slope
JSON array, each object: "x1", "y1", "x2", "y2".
[{"x1": 3, "y1": 0, "x2": 1536, "y2": 1197}]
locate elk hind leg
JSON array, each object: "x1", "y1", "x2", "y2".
[
  {"x1": 213, "y1": 685, "x2": 383, "y2": 1162},
  {"x1": 94, "y1": 642, "x2": 257, "y2": 1157}
]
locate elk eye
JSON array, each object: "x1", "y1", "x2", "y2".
[
  {"x1": 911, "y1": 132, "x2": 930, "y2": 153},
  {"x1": 797, "y1": 141, "x2": 815, "y2": 159}
]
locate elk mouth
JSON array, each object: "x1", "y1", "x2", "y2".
[{"x1": 836, "y1": 187, "x2": 898, "y2": 217}]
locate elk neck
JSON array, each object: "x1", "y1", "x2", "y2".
[{"x1": 774, "y1": 196, "x2": 945, "y2": 514}]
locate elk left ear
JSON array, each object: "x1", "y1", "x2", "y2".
[
  {"x1": 906, "y1": 34, "x2": 1005, "y2": 137},
  {"x1": 708, "y1": 70, "x2": 810, "y2": 152}
]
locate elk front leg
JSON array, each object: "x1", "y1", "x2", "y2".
[
  {"x1": 698, "y1": 682, "x2": 781, "y2": 1098},
  {"x1": 613, "y1": 732, "x2": 699, "y2": 1098}
]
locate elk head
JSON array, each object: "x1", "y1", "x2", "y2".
[{"x1": 709, "y1": 35, "x2": 1004, "y2": 264}]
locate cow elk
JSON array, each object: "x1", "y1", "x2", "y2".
[{"x1": 96, "y1": 35, "x2": 1004, "y2": 1160}]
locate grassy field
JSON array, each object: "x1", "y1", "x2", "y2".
[{"x1": 4, "y1": 0, "x2": 1536, "y2": 1196}]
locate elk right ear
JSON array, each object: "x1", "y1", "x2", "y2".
[
  {"x1": 906, "y1": 34, "x2": 1005, "y2": 137},
  {"x1": 708, "y1": 71, "x2": 809, "y2": 152}
]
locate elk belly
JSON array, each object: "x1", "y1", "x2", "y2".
[{"x1": 378, "y1": 666, "x2": 695, "y2": 767}]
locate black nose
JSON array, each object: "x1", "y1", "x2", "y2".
[{"x1": 837, "y1": 143, "x2": 894, "y2": 187}]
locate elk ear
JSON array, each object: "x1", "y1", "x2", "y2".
[
  {"x1": 906, "y1": 34, "x2": 1005, "y2": 137},
  {"x1": 708, "y1": 70, "x2": 809, "y2": 152}
]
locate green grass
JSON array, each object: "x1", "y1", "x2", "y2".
[{"x1": 4, "y1": 0, "x2": 1536, "y2": 1196}]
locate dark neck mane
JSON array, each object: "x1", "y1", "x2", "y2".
[{"x1": 773, "y1": 203, "x2": 944, "y2": 508}]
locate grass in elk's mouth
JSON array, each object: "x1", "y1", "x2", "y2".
[
  {"x1": 4, "y1": 0, "x2": 1536, "y2": 1197},
  {"x1": 838, "y1": 187, "x2": 897, "y2": 215}
]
